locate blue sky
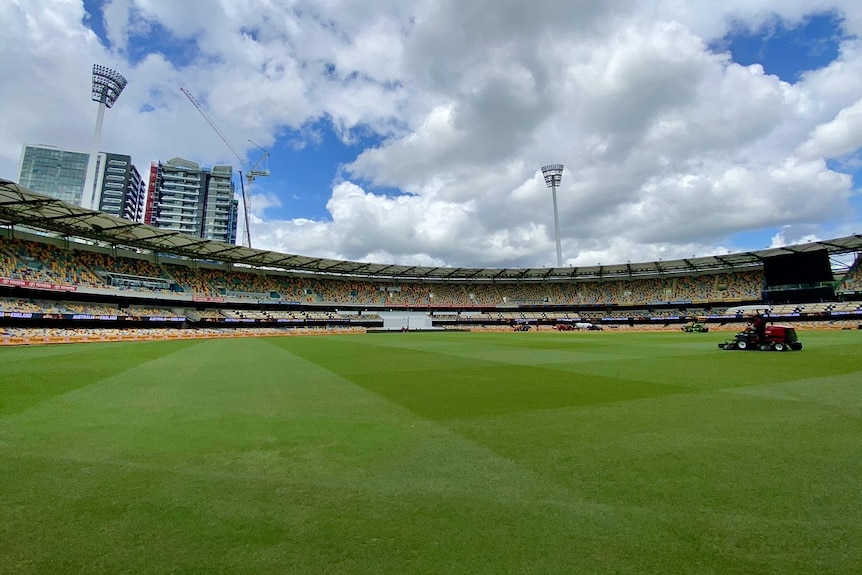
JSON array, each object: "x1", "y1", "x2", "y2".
[
  {"x1": 85, "y1": 5, "x2": 853, "y2": 232},
  {"x1": 262, "y1": 123, "x2": 396, "y2": 221},
  {"x1": 80, "y1": 0, "x2": 399, "y2": 223},
  {"x1": 2, "y1": 1, "x2": 861, "y2": 268},
  {"x1": 719, "y1": 12, "x2": 845, "y2": 83},
  {"x1": 715, "y1": 11, "x2": 857, "y2": 250}
]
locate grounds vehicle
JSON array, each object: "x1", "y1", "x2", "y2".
[
  {"x1": 718, "y1": 325, "x2": 803, "y2": 351},
  {"x1": 555, "y1": 322, "x2": 602, "y2": 331},
  {"x1": 681, "y1": 322, "x2": 709, "y2": 333}
]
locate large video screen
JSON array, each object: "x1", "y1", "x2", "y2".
[{"x1": 762, "y1": 250, "x2": 833, "y2": 287}]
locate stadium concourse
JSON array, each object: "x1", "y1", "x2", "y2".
[{"x1": 1, "y1": 179, "x2": 861, "y2": 344}]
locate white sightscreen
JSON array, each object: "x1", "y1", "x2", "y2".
[{"x1": 377, "y1": 312, "x2": 434, "y2": 330}]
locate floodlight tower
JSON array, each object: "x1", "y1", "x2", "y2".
[
  {"x1": 81, "y1": 65, "x2": 127, "y2": 211},
  {"x1": 541, "y1": 163, "x2": 565, "y2": 267}
]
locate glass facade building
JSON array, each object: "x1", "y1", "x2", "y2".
[
  {"x1": 18, "y1": 145, "x2": 89, "y2": 205},
  {"x1": 18, "y1": 145, "x2": 146, "y2": 222}
]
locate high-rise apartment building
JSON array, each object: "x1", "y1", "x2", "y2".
[
  {"x1": 203, "y1": 165, "x2": 239, "y2": 242},
  {"x1": 145, "y1": 158, "x2": 238, "y2": 244},
  {"x1": 93, "y1": 152, "x2": 146, "y2": 220},
  {"x1": 125, "y1": 165, "x2": 147, "y2": 222},
  {"x1": 17, "y1": 144, "x2": 145, "y2": 221}
]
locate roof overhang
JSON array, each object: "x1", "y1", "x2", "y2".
[{"x1": 2, "y1": 179, "x2": 860, "y2": 281}]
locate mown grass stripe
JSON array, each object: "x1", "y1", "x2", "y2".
[{"x1": 0, "y1": 330, "x2": 860, "y2": 574}]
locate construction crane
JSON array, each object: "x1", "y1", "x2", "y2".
[{"x1": 180, "y1": 87, "x2": 270, "y2": 247}]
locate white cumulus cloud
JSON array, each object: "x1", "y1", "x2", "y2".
[{"x1": 1, "y1": 0, "x2": 861, "y2": 269}]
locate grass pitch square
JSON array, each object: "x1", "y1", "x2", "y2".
[{"x1": 1, "y1": 330, "x2": 861, "y2": 574}]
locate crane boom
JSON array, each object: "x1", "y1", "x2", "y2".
[
  {"x1": 180, "y1": 87, "x2": 269, "y2": 248},
  {"x1": 180, "y1": 87, "x2": 247, "y2": 168}
]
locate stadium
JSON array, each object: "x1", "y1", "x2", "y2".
[
  {"x1": 2, "y1": 179, "x2": 862, "y2": 342},
  {"x1": 3, "y1": 177, "x2": 862, "y2": 573}
]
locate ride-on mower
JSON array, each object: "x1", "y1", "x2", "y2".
[{"x1": 718, "y1": 325, "x2": 803, "y2": 351}]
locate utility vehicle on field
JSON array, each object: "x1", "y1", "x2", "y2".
[
  {"x1": 718, "y1": 324, "x2": 803, "y2": 351},
  {"x1": 555, "y1": 321, "x2": 602, "y2": 331}
]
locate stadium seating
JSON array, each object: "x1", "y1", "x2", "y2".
[
  {"x1": 838, "y1": 255, "x2": 862, "y2": 292},
  {"x1": 3, "y1": 233, "x2": 859, "y2": 343}
]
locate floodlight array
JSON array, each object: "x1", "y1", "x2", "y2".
[
  {"x1": 541, "y1": 164, "x2": 564, "y2": 187},
  {"x1": 91, "y1": 65, "x2": 127, "y2": 108}
]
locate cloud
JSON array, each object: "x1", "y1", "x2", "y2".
[
  {"x1": 1, "y1": 0, "x2": 861, "y2": 270},
  {"x1": 101, "y1": 0, "x2": 133, "y2": 52},
  {"x1": 797, "y1": 97, "x2": 862, "y2": 159}
]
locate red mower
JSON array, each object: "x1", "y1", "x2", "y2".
[{"x1": 718, "y1": 324, "x2": 803, "y2": 351}]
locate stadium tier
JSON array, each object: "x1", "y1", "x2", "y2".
[
  {"x1": 0, "y1": 233, "x2": 771, "y2": 306},
  {"x1": 2, "y1": 229, "x2": 861, "y2": 338},
  {"x1": 1, "y1": 179, "x2": 861, "y2": 339}
]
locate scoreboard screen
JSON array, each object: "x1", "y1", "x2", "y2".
[{"x1": 763, "y1": 250, "x2": 833, "y2": 287}]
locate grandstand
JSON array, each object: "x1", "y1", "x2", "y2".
[{"x1": 1, "y1": 178, "x2": 861, "y2": 341}]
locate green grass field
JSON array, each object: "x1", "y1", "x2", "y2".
[{"x1": 2, "y1": 330, "x2": 861, "y2": 574}]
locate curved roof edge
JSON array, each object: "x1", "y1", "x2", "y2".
[{"x1": 2, "y1": 179, "x2": 860, "y2": 281}]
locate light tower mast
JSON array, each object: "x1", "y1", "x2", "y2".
[
  {"x1": 180, "y1": 87, "x2": 269, "y2": 248},
  {"x1": 541, "y1": 164, "x2": 565, "y2": 267},
  {"x1": 82, "y1": 65, "x2": 127, "y2": 211}
]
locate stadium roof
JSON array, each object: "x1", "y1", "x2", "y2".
[{"x1": 2, "y1": 178, "x2": 861, "y2": 281}]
